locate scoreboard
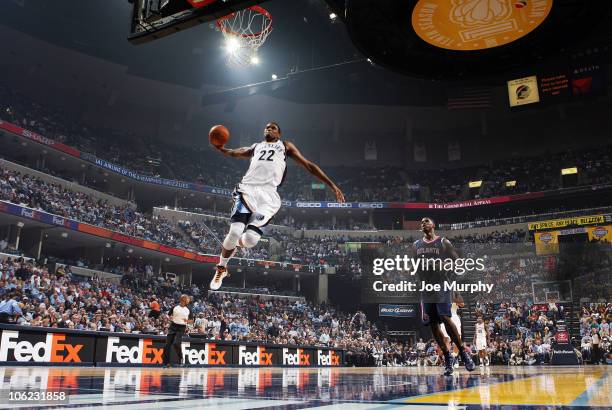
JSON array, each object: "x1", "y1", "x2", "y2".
[{"x1": 508, "y1": 64, "x2": 605, "y2": 108}]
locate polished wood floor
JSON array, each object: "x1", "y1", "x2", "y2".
[{"x1": 0, "y1": 365, "x2": 609, "y2": 409}]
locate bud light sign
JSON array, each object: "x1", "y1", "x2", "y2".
[{"x1": 378, "y1": 304, "x2": 416, "y2": 317}]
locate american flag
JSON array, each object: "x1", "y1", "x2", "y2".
[{"x1": 446, "y1": 86, "x2": 493, "y2": 110}]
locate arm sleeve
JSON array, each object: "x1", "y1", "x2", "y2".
[{"x1": 188, "y1": 309, "x2": 194, "y2": 320}]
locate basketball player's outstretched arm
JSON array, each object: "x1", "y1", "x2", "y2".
[
  {"x1": 214, "y1": 145, "x2": 254, "y2": 159},
  {"x1": 284, "y1": 141, "x2": 345, "y2": 203}
]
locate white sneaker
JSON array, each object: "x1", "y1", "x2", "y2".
[{"x1": 209, "y1": 265, "x2": 229, "y2": 290}]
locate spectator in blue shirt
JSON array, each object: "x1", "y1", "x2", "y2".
[{"x1": 0, "y1": 291, "x2": 23, "y2": 323}]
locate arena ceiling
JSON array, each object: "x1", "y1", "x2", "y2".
[
  {"x1": 327, "y1": 0, "x2": 612, "y2": 80},
  {"x1": 0, "y1": 0, "x2": 611, "y2": 106}
]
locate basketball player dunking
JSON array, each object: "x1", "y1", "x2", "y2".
[
  {"x1": 209, "y1": 122, "x2": 345, "y2": 290},
  {"x1": 414, "y1": 217, "x2": 475, "y2": 376}
]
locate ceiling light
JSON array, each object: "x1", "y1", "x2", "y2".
[{"x1": 225, "y1": 38, "x2": 240, "y2": 54}]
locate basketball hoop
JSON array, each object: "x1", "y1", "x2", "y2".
[{"x1": 216, "y1": 6, "x2": 273, "y2": 67}]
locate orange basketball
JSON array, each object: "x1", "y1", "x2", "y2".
[{"x1": 209, "y1": 125, "x2": 230, "y2": 147}]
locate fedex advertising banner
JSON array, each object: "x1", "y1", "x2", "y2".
[
  {"x1": 0, "y1": 329, "x2": 95, "y2": 364},
  {"x1": 0, "y1": 326, "x2": 343, "y2": 367}
]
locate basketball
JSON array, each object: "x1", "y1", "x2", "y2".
[{"x1": 209, "y1": 125, "x2": 230, "y2": 147}]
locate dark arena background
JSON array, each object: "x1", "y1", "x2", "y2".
[{"x1": 0, "y1": 0, "x2": 610, "y2": 408}]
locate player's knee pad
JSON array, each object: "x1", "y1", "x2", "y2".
[
  {"x1": 239, "y1": 225, "x2": 262, "y2": 248},
  {"x1": 222, "y1": 222, "x2": 245, "y2": 250}
]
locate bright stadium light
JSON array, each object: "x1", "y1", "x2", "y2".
[
  {"x1": 329, "y1": 12, "x2": 338, "y2": 21},
  {"x1": 225, "y1": 37, "x2": 240, "y2": 53},
  {"x1": 271, "y1": 73, "x2": 278, "y2": 80},
  {"x1": 250, "y1": 55, "x2": 260, "y2": 65}
]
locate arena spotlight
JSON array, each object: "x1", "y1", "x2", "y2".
[
  {"x1": 250, "y1": 55, "x2": 260, "y2": 65},
  {"x1": 329, "y1": 12, "x2": 338, "y2": 21},
  {"x1": 271, "y1": 73, "x2": 278, "y2": 80},
  {"x1": 225, "y1": 37, "x2": 240, "y2": 54}
]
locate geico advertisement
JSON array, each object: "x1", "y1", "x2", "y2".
[
  {"x1": 0, "y1": 329, "x2": 93, "y2": 363},
  {"x1": 181, "y1": 341, "x2": 232, "y2": 365},
  {"x1": 97, "y1": 336, "x2": 165, "y2": 364}
]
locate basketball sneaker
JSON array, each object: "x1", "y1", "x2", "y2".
[
  {"x1": 443, "y1": 360, "x2": 454, "y2": 376},
  {"x1": 210, "y1": 265, "x2": 229, "y2": 290},
  {"x1": 460, "y1": 350, "x2": 476, "y2": 371},
  {"x1": 443, "y1": 352, "x2": 454, "y2": 376}
]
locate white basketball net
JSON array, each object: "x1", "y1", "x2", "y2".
[{"x1": 217, "y1": 6, "x2": 273, "y2": 67}]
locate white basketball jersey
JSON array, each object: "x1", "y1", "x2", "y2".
[
  {"x1": 240, "y1": 141, "x2": 287, "y2": 190},
  {"x1": 476, "y1": 322, "x2": 486, "y2": 338}
]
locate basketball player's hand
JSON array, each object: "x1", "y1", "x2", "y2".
[{"x1": 332, "y1": 185, "x2": 345, "y2": 203}]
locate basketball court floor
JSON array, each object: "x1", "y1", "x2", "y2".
[{"x1": 0, "y1": 365, "x2": 609, "y2": 409}]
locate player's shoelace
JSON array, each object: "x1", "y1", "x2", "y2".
[{"x1": 214, "y1": 267, "x2": 227, "y2": 281}]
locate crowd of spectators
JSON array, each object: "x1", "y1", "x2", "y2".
[
  {"x1": 363, "y1": 300, "x2": 605, "y2": 368},
  {"x1": 2, "y1": 83, "x2": 612, "y2": 204},
  {"x1": 0, "y1": 163, "x2": 536, "y2": 276},
  {"x1": 471, "y1": 301, "x2": 561, "y2": 365},
  {"x1": 0, "y1": 257, "x2": 387, "y2": 354},
  {"x1": 178, "y1": 220, "x2": 269, "y2": 260},
  {"x1": 1, "y1": 254, "x2": 608, "y2": 367},
  {"x1": 0, "y1": 167, "x2": 192, "y2": 250}
]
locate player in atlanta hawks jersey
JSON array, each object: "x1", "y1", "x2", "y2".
[
  {"x1": 209, "y1": 122, "x2": 345, "y2": 290},
  {"x1": 413, "y1": 217, "x2": 475, "y2": 376}
]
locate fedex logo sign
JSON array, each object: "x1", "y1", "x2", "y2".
[
  {"x1": 105, "y1": 337, "x2": 163, "y2": 364},
  {"x1": 0, "y1": 331, "x2": 83, "y2": 363},
  {"x1": 317, "y1": 350, "x2": 341, "y2": 366},
  {"x1": 282, "y1": 348, "x2": 311, "y2": 366},
  {"x1": 238, "y1": 345, "x2": 273, "y2": 366},
  {"x1": 181, "y1": 342, "x2": 227, "y2": 365}
]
